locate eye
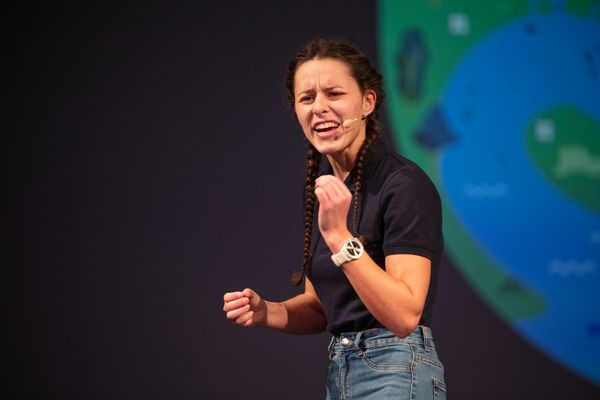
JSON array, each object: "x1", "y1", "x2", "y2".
[
  {"x1": 328, "y1": 91, "x2": 344, "y2": 98},
  {"x1": 301, "y1": 97, "x2": 314, "y2": 104}
]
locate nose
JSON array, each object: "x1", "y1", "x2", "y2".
[{"x1": 313, "y1": 93, "x2": 329, "y2": 116}]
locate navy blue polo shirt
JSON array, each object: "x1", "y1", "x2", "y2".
[{"x1": 306, "y1": 139, "x2": 443, "y2": 335}]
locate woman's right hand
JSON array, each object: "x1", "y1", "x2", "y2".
[{"x1": 223, "y1": 288, "x2": 267, "y2": 327}]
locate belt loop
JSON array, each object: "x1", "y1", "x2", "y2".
[
  {"x1": 421, "y1": 326, "x2": 430, "y2": 352},
  {"x1": 328, "y1": 335, "x2": 336, "y2": 353},
  {"x1": 355, "y1": 331, "x2": 363, "y2": 349}
]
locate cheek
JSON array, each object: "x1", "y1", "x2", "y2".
[
  {"x1": 302, "y1": 126, "x2": 313, "y2": 142},
  {"x1": 295, "y1": 108, "x2": 310, "y2": 128},
  {"x1": 300, "y1": 121, "x2": 315, "y2": 145}
]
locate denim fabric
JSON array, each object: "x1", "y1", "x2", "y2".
[{"x1": 325, "y1": 326, "x2": 446, "y2": 399}]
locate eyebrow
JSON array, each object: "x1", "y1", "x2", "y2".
[{"x1": 297, "y1": 85, "x2": 343, "y2": 95}]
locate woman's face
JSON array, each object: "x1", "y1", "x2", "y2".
[{"x1": 293, "y1": 58, "x2": 375, "y2": 156}]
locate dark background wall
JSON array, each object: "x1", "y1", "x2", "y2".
[{"x1": 4, "y1": 2, "x2": 599, "y2": 399}]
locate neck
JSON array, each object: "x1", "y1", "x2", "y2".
[{"x1": 326, "y1": 131, "x2": 366, "y2": 181}]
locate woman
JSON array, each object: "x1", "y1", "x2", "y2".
[{"x1": 223, "y1": 38, "x2": 446, "y2": 399}]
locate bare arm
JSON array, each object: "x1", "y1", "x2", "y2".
[
  {"x1": 314, "y1": 174, "x2": 431, "y2": 337},
  {"x1": 223, "y1": 277, "x2": 327, "y2": 335},
  {"x1": 339, "y1": 252, "x2": 430, "y2": 337}
]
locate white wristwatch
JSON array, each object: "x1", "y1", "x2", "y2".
[{"x1": 331, "y1": 237, "x2": 364, "y2": 267}]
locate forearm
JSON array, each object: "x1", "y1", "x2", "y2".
[
  {"x1": 342, "y1": 254, "x2": 423, "y2": 337},
  {"x1": 263, "y1": 293, "x2": 327, "y2": 335}
]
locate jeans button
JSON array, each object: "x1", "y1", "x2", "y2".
[{"x1": 341, "y1": 337, "x2": 351, "y2": 345}]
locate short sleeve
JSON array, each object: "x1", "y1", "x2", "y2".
[{"x1": 380, "y1": 168, "x2": 443, "y2": 260}]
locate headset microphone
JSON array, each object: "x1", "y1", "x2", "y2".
[{"x1": 342, "y1": 115, "x2": 367, "y2": 129}]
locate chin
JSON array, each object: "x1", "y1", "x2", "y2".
[
  {"x1": 311, "y1": 136, "x2": 348, "y2": 155},
  {"x1": 312, "y1": 141, "x2": 343, "y2": 155}
]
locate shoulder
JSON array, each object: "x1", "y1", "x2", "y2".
[{"x1": 367, "y1": 143, "x2": 440, "y2": 202}]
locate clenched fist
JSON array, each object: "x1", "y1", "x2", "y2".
[
  {"x1": 223, "y1": 288, "x2": 267, "y2": 327},
  {"x1": 314, "y1": 174, "x2": 353, "y2": 253}
]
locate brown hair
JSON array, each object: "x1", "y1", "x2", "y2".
[{"x1": 287, "y1": 38, "x2": 384, "y2": 286}]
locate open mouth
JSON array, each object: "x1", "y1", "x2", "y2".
[{"x1": 313, "y1": 121, "x2": 340, "y2": 134}]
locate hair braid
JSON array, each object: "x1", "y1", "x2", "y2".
[
  {"x1": 352, "y1": 125, "x2": 379, "y2": 243},
  {"x1": 291, "y1": 144, "x2": 322, "y2": 286}
]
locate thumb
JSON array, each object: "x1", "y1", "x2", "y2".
[
  {"x1": 242, "y1": 288, "x2": 261, "y2": 306},
  {"x1": 314, "y1": 187, "x2": 325, "y2": 203}
]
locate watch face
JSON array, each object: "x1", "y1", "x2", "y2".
[{"x1": 346, "y1": 239, "x2": 363, "y2": 257}]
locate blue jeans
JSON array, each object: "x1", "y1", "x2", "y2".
[{"x1": 326, "y1": 326, "x2": 446, "y2": 399}]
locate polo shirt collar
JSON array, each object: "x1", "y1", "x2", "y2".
[{"x1": 318, "y1": 137, "x2": 386, "y2": 190}]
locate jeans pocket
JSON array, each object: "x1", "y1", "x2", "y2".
[
  {"x1": 412, "y1": 345, "x2": 445, "y2": 371},
  {"x1": 433, "y1": 377, "x2": 446, "y2": 399},
  {"x1": 359, "y1": 344, "x2": 412, "y2": 371},
  {"x1": 414, "y1": 353, "x2": 445, "y2": 371}
]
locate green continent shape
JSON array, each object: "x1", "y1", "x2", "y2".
[{"x1": 525, "y1": 106, "x2": 600, "y2": 214}]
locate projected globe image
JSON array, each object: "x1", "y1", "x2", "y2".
[{"x1": 380, "y1": 0, "x2": 600, "y2": 384}]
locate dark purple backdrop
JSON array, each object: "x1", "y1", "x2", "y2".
[{"x1": 4, "y1": 2, "x2": 600, "y2": 399}]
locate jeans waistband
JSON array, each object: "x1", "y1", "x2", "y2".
[{"x1": 328, "y1": 326, "x2": 435, "y2": 353}]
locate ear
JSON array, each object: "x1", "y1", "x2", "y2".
[{"x1": 362, "y1": 89, "x2": 377, "y2": 117}]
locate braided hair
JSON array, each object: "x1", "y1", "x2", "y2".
[{"x1": 286, "y1": 38, "x2": 385, "y2": 286}]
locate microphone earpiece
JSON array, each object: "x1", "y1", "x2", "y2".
[
  {"x1": 342, "y1": 115, "x2": 367, "y2": 129},
  {"x1": 342, "y1": 118, "x2": 358, "y2": 129}
]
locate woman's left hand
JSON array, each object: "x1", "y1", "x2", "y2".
[{"x1": 314, "y1": 175, "x2": 353, "y2": 252}]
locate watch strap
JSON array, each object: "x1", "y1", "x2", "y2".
[
  {"x1": 331, "y1": 251, "x2": 350, "y2": 267},
  {"x1": 331, "y1": 237, "x2": 364, "y2": 267}
]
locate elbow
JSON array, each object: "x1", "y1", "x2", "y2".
[
  {"x1": 390, "y1": 324, "x2": 418, "y2": 339},
  {"x1": 389, "y1": 313, "x2": 421, "y2": 338}
]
